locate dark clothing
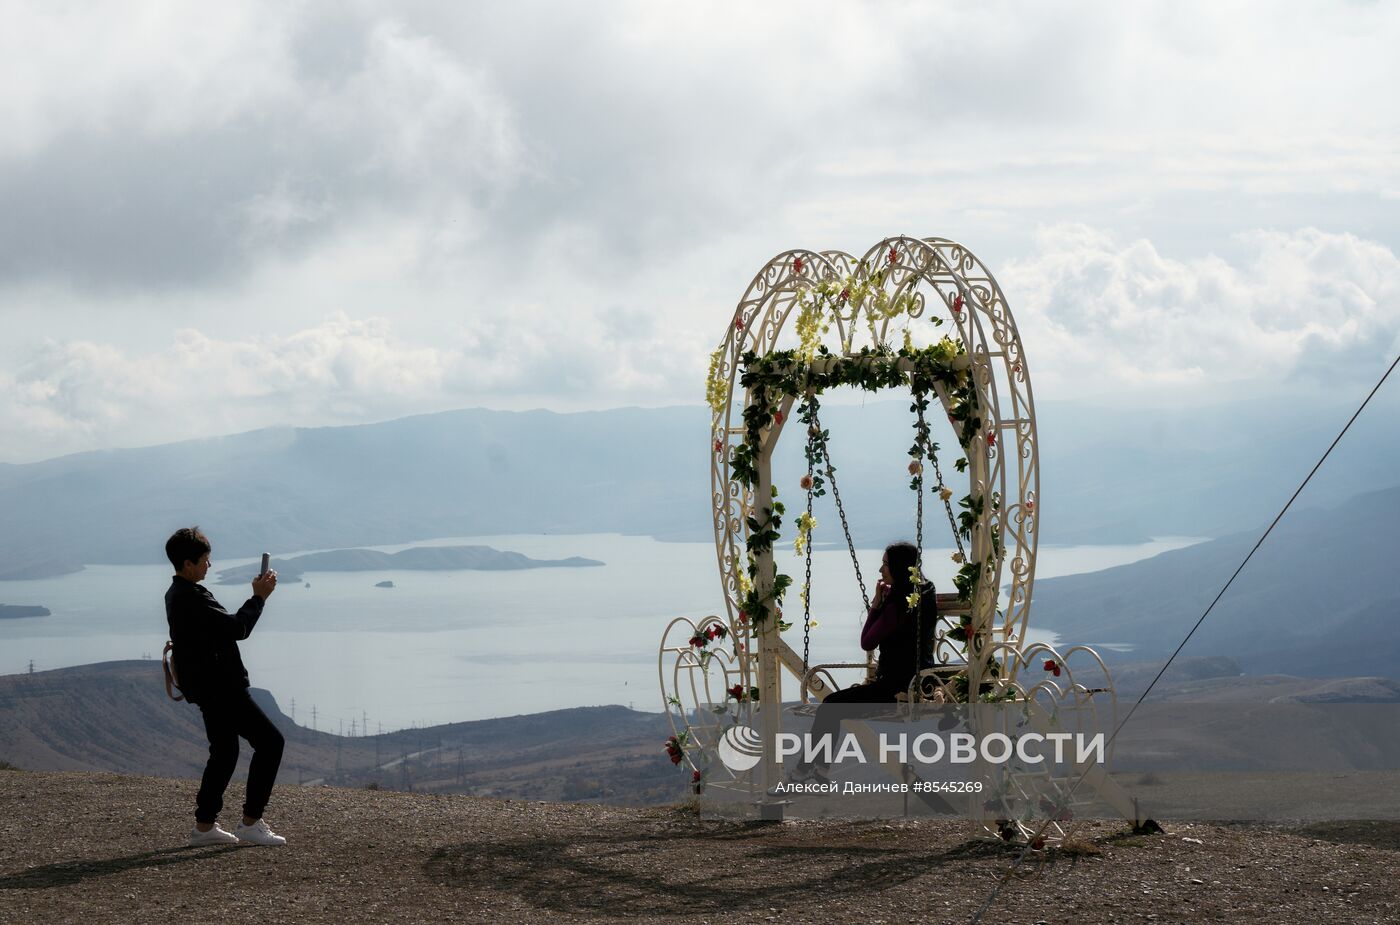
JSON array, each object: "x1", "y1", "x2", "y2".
[
  {"x1": 164, "y1": 576, "x2": 264, "y2": 704},
  {"x1": 866, "y1": 580, "x2": 937, "y2": 694},
  {"x1": 806, "y1": 682, "x2": 900, "y2": 762},
  {"x1": 804, "y1": 582, "x2": 938, "y2": 769},
  {"x1": 195, "y1": 690, "x2": 285, "y2": 823},
  {"x1": 165, "y1": 575, "x2": 279, "y2": 821}
]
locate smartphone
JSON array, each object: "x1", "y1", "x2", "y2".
[{"x1": 260, "y1": 553, "x2": 270, "y2": 577}]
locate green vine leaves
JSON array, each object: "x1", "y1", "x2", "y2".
[{"x1": 725, "y1": 340, "x2": 992, "y2": 634}]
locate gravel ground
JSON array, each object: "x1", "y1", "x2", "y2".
[{"x1": 1, "y1": 769, "x2": 1397, "y2": 924}]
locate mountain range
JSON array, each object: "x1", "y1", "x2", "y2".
[
  {"x1": 2, "y1": 390, "x2": 1398, "y2": 580},
  {"x1": 1032, "y1": 483, "x2": 1400, "y2": 679}
]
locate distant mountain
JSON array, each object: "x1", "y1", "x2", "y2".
[
  {"x1": 1, "y1": 390, "x2": 1397, "y2": 578},
  {"x1": 0, "y1": 605, "x2": 49, "y2": 619},
  {"x1": 213, "y1": 545, "x2": 603, "y2": 584},
  {"x1": 1032, "y1": 485, "x2": 1400, "y2": 679},
  {"x1": 0, "y1": 661, "x2": 679, "y2": 804}
]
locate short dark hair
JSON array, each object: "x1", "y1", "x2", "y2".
[{"x1": 166, "y1": 527, "x2": 211, "y2": 571}]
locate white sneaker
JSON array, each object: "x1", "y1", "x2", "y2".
[
  {"x1": 234, "y1": 818, "x2": 287, "y2": 847},
  {"x1": 189, "y1": 824, "x2": 240, "y2": 846}
]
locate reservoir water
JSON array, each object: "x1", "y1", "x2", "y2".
[{"x1": 0, "y1": 533, "x2": 1198, "y2": 730}]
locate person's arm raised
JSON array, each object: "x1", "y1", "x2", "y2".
[{"x1": 194, "y1": 571, "x2": 275, "y2": 641}]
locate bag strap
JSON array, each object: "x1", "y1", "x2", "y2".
[{"x1": 162, "y1": 641, "x2": 185, "y2": 702}]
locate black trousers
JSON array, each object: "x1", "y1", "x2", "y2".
[
  {"x1": 804, "y1": 681, "x2": 900, "y2": 768},
  {"x1": 194, "y1": 690, "x2": 285, "y2": 824}
]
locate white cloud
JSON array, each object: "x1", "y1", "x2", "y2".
[
  {"x1": 1005, "y1": 226, "x2": 1400, "y2": 397},
  {"x1": 0, "y1": 305, "x2": 718, "y2": 461},
  {"x1": 2, "y1": 2, "x2": 1400, "y2": 459}
]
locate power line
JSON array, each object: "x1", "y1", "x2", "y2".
[{"x1": 967, "y1": 349, "x2": 1400, "y2": 924}]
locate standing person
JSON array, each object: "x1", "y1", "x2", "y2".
[
  {"x1": 791, "y1": 541, "x2": 935, "y2": 781},
  {"x1": 164, "y1": 527, "x2": 287, "y2": 847}
]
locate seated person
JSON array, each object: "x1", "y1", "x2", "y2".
[{"x1": 792, "y1": 541, "x2": 935, "y2": 781}]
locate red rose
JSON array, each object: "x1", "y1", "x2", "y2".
[
  {"x1": 839, "y1": 288, "x2": 850, "y2": 302},
  {"x1": 773, "y1": 410, "x2": 784, "y2": 424},
  {"x1": 706, "y1": 627, "x2": 717, "y2": 640},
  {"x1": 734, "y1": 318, "x2": 745, "y2": 330},
  {"x1": 713, "y1": 624, "x2": 728, "y2": 638},
  {"x1": 690, "y1": 636, "x2": 705, "y2": 648},
  {"x1": 793, "y1": 256, "x2": 804, "y2": 273},
  {"x1": 1043, "y1": 659, "x2": 1057, "y2": 672},
  {"x1": 1053, "y1": 665, "x2": 1062, "y2": 677},
  {"x1": 986, "y1": 432, "x2": 996, "y2": 447},
  {"x1": 953, "y1": 295, "x2": 964, "y2": 313},
  {"x1": 671, "y1": 753, "x2": 682, "y2": 765},
  {"x1": 729, "y1": 684, "x2": 744, "y2": 699},
  {"x1": 692, "y1": 770, "x2": 702, "y2": 782},
  {"x1": 714, "y1": 439, "x2": 723, "y2": 454},
  {"x1": 887, "y1": 246, "x2": 897, "y2": 266}
]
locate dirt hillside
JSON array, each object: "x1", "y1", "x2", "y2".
[{"x1": 2, "y1": 768, "x2": 1398, "y2": 925}]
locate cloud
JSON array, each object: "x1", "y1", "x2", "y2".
[
  {"x1": 0, "y1": 305, "x2": 717, "y2": 461},
  {"x1": 3, "y1": 1, "x2": 1398, "y2": 295},
  {"x1": 1005, "y1": 225, "x2": 1400, "y2": 397},
  {"x1": 2, "y1": 3, "x2": 1400, "y2": 460},
  {"x1": 0, "y1": 3, "x2": 523, "y2": 290}
]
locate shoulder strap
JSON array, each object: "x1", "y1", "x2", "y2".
[{"x1": 162, "y1": 641, "x2": 185, "y2": 702}]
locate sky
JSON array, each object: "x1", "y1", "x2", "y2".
[{"x1": 1, "y1": 0, "x2": 1398, "y2": 464}]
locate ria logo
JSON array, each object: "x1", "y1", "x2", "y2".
[{"x1": 717, "y1": 724, "x2": 763, "y2": 771}]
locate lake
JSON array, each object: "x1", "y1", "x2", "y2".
[{"x1": 0, "y1": 533, "x2": 1198, "y2": 730}]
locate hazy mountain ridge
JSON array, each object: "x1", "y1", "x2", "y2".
[
  {"x1": 1, "y1": 392, "x2": 1397, "y2": 579},
  {"x1": 1032, "y1": 483, "x2": 1400, "y2": 678},
  {"x1": 0, "y1": 661, "x2": 679, "y2": 804}
]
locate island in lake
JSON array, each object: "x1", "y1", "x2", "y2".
[
  {"x1": 375, "y1": 580, "x2": 395, "y2": 589},
  {"x1": 214, "y1": 545, "x2": 604, "y2": 585},
  {"x1": 0, "y1": 604, "x2": 51, "y2": 620}
]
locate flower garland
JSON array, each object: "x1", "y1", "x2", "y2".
[{"x1": 729, "y1": 339, "x2": 983, "y2": 632}]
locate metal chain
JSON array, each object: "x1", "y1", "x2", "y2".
[
  {"x1": 810, "y1": 407, "x2": 870, "y2": 613},
  {"x1": 929, "y1": 432, "x2": 965, "y2": 557},
  {"x1": 914, "y1": 398, "x2": 926, "y2": 686}
]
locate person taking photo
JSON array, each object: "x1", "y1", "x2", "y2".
[{"x1": 164, "y1": 526, "x2": 286, "y2": 847}]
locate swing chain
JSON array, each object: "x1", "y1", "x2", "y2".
[
  {"x1": 810, "y1": 406, "x2": 870, "y2": 614},
  {"x1": 931, "y1": 443, "x2": 965, "y2": 558},
  {"x1": 914, "y1": 394, "x2": 927, "y2": 684}
]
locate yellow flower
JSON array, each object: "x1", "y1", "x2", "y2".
[
  {"x1": 905, "y1": 591, "x2": 921, "y2": 609},
  {"x1": 793, "y1": 512, "x2": 818, "y2": 554},
  {"x1": 705, "y1": 348, "x2": 729, "y2": 414},
  {"x1": 939, "y1": 486, "x2": 953, "y2": 502},
  {"x1": 951, "y1": 551, "x2": 966, "y2": 564}
]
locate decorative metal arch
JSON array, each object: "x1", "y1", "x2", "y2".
[
  {"x1": 662, "y1": 235, "x2": 1133, "y2": 833},
  {"x1": 709, "y1": 235, "x2": 1039, "y2": 664}
]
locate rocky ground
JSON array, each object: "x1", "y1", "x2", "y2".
[{"x1": 2, "y1": 768, "x2": 1398, "y2": 925}]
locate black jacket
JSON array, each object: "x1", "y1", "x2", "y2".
[{"x1": 165, "y1": 576, "x2": 264, "y2": 704}]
